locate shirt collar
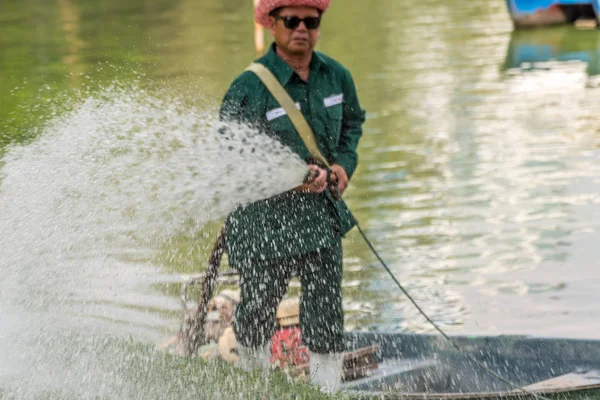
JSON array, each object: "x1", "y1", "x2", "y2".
[{"x1": 263, "y1": 43, "x2": 326, "y2": 85}]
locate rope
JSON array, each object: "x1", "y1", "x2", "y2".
[{"x1": 349, "y1": 212, "x2": 551, "y2": 400}]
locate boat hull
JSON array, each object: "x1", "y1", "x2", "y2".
[
  {"x1": 350, "y1": 386, "x2": 600, "y2": 400},
  {"x1": 342, "y1": 332, "x2": 600, "y2": 399},
  {"x1": 506, "y1": 0, "x2": 600, "y2": 28}
]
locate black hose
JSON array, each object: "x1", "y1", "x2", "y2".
[{"x1": 339, "y1": 194, "x2": 551, "y2": 400}]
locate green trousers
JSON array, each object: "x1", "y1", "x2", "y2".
[{"x1": 232, "y1": 240, "x2": 344, "y2": 354}]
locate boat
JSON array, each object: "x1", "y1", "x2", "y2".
[
  {"x1": 502, "y1": 28, "x2": 600, "y2": 76},
  {"x1": 173, "y1": 262, "x2": 600, "y2": 399},
  {"x1": 506, "y1": 0, "x2": 600, "y2": 28},
  {"x1": 174, "y1": 274, "x2": 600, "y2": 399},
  {"x1": 342, "y1": 332, "x2": 600, "y2": 399}
]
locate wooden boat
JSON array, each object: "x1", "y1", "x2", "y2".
[
  {"x1": 176, "y1": 268, "x2": 600, "y2": 398},
  {"x1": 341, "y1": 332, "x2": 600, "y2": 399},
  {"x1": 506, "y1": 0, "x2": 600, "y2": 28}
]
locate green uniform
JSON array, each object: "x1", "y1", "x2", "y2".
[{"x1": 219, "y1": 43, "x2": 365, "y2": 352}]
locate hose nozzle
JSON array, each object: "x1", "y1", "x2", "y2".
[
  {"x1": 304, "y1": 168, "x2": 320, "y2": 184},
  {"x1": 303, "y1": 166, "x2": 341, "y2": 199}
]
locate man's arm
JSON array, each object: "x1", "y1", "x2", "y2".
[
  {"x1": 330, "y1": 69, "x2": 366, "y2": 194},
  {"x1": 219, "y1": 73, "x2": 252, "y2": 124},
  {"x1": 333, "y1": 69, "x2": 365, "y2": 180}
]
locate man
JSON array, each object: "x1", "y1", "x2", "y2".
[{"x1": 219, "y1": 0, "x2": 365, "y2": 392}]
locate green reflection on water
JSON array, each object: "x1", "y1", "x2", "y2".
[{"x1": 2, "y1": 0, "x2": 600, "y2": 345}]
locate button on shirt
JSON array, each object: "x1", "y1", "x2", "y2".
[{"x1": 219, "y1": 44, "x2": 365, "y2": 265}]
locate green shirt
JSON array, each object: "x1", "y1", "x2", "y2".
[{"x1": 219, "y1": 44, "x2": 365, "y2": 265}]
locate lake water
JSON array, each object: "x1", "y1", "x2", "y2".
[{"x1": 1, "y1": 0, "x2": 600, "y2": 397}]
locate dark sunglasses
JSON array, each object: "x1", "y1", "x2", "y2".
[{"x1": 276, "y1": 16, "x2": 321, "y2": 30}]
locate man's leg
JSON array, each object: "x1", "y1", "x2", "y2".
[
  {"x1": 298, "y1": 240, "x2": 345, "y2": 391},
  {"x1": 233, "y1": 257, "x2": 291, "y2": 371}
]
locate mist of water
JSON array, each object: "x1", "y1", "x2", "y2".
[{"x1": 0, "y1": 84, "x2": 308, "y2": 398}]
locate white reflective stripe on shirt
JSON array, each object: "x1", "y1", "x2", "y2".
[
  {"x1": 324, "y1": 93, "x2": 343, "y2": 107},
  {"x1": 266, "y1": 102, "x2": 301, "y2": 121}
]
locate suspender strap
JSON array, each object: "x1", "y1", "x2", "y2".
[{"x1": 245, "y1": 63, "x2": 330, "y2": 168}]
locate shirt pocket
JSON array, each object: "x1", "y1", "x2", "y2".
[
  {"x1": 325, "y1": 103, "x2": 343, "y2": 143},
  {"x1": 268, "y1": 113, "x2": 292, "y2": 133},
  {"x1": 264, "y1": 103, "x2": 307, "y2": 156},
  {"x1": 265, "y1": 102, "x2": 298, "y2": 133}
]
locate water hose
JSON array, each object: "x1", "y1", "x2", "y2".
[{"x1": 179, "y1": 229, "x2": 226, "y2": 356}]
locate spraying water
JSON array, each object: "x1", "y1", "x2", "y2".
[{"x1": 0, "y1": 84, "x2": 308, "y2": 398}]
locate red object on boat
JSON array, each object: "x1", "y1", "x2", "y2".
[{"x1": 270, "y1": 326, "x2": 309, "y2": 368}]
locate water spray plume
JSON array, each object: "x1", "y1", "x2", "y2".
[{"x1": 0, "y1": 83, "x2": 307, "y2": 398}]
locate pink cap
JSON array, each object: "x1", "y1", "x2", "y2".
[{"x1": 254, "y1": 0, "x2": 331, "y2": 27}]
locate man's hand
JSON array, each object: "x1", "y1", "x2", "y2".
[
  {"x1": 329, "y1": 164, "x2": 349, "y2": 196},
  {"x1": 295, "y1": 165, "x2": 328, "y2": 194}
]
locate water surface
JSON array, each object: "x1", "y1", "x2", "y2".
[{"x1": 1, "y1": 0, "x2": 600, "y2": 391}]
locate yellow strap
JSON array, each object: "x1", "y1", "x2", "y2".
[{"x1": 245, "y1": 63, "x2": 330, "y2": 168}]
